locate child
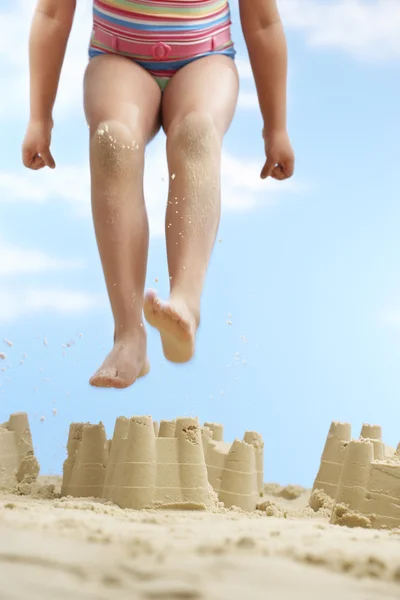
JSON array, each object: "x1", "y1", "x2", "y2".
[{"x1": 22, "y1": 0, "x2": 294, "y2": 389}]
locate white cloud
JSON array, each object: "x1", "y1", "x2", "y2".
[
  {"x1": 0, "y1": 166, "x2": 90, "y2": 206},
  {"x1": 0, "y1": 237, "x2": 96, "y2": 321},
  {"x1": 0, "y1": 289, "x2": 104, "y2": 322},
  {"x1": 280, "y1": 0, "x2": 400, "y2": 61},
  {"x1": 0, "y1": 238, "x2": 82, "y2": 276}
]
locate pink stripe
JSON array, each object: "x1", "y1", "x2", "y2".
[
  {"x1": 93, "y1": 23, "x2": 231, "y2": 57},
  {"x1": 93, "y1": 14, "x2": 230, "y2": 43}
]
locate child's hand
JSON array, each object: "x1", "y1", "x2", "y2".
[
  {"x1": 22, "y1": 118, "x2": 56, "y2": 170},
  {"x1": 261, "y1": 129, "x2": 294, "y2": 181}
]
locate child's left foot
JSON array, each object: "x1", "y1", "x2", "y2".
[
  {"x1": 89, "y1": 334, "x2": 149, "y2": 389},
  {"x1": 143, "y1": 289, "x2": 198, "y2": 363}
]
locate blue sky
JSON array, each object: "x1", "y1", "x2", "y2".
[{"x1": 1, "y1": 0, "x2": 400, "y2": 487}]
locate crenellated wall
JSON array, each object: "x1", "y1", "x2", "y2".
[
  {"x1": 61, "y1": 415, "x2": 264, "y2": 511},
  {"x1": 312, "y1": 421, "x2": 400, "y2": 529}
]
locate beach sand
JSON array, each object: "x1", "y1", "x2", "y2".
[{"x1": 1, "y1": 477, "x2": 400, "y2": 600}]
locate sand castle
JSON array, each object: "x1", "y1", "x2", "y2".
[
  {"x1": 61, "y1": 416, "x2": 264, "y2": 511},
  {"x1": 0, "y1": 412, "x2": 40, "y2": 489},
  {"x1": 312, "y1": 421, "x2": 400, "y2": 529},
  {"x1": 202, "y1": 422, "x2": 264, "y2": 511}
]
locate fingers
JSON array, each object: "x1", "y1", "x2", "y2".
[
  {"x1": 281, "y1": 157, "x2": 295, "y2": 179},
  {"x1": 22, "y1": 149, "x2": 55, "y2": 170},
  {"x1": 22, "y1": 147, "x2": 34, "y2": 169},
  {"x1": 260, "y1": 158, "x2": 276, "y2": 180},
  {"x1": 40, "y1": 148, "x2": 56, "y2": 169},
  {"x1": 267, "y1": 159, "x2": 295, "y2": 181},
  {"x1": 271, "y1": 166, "x2": 286, "y2": 180},
  {"x1": 22, "y1": 152, "x2": 45, "y2": 170},
  {"x1": 31, "y1": 155, "x2": 46, "y2": 170}
]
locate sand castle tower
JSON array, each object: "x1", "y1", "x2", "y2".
[
  {"x1": 359, "y1": 424, "x2": 385, "y2": 460},
  {"x1": 312, "y1": 421, "x2": 394, "y2": 500},
  {"x1": 158, "y1": 419, "x2": 176, "y2": 438},
  {"x1": 204, "y1": 422, "x2": 224, "y2": 441},
  {"x1": 311, "y1": 421, "x2": 351, "y2": 499},
  {"x1": 333, "y1": 439, "x2": 374, "y2": 512},
  {"x1": 61, "y1": 422, "x2": 109, "y2": 498},
  {"x1": 61, "y1": 416, "x2": 265, "y2": 512},
  {"x1": 0, "y1": 413, "x2": 39, "y2": 489},
  {"x1": 102, "y1": 416, "x2": 211, "y2": 509},
  {"x1": 105, "y1": 415, "x2": 158, "y2": 508},
  {"x1": 202, "y1": 423, "x2": 264, "y2": 511},
  {"x1": 244, "y1": 431, "x2": 264, "y2": 493},
  {"x1": 331, "y1": 438, "x2": 400, "y2": 529},
  {"x1": 312, "y1": 420, "x2": 400, "y2": 529}
]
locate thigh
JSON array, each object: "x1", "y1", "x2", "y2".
[
  {"x1": 161, "y1": 55, "x2": 239, "y2": 138},
  {"x1": 84, "y1": 54, "x2": 162, "y2": 143}
]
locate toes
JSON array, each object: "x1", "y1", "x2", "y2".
[
  {"x1": 145, "y1": 289, "x2": 158, "y2": 307},
  {"x1": 144, "y1": 290, "x2": 162, "y2": 320},
  {"x1": 90, "y1": 358, "x2": 149, "y2": 388},
  {"x1": 90, "y1": 367, "x2": 123, "y2": 388}
]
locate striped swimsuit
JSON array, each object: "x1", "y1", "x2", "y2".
[{"x1": 89, "y1": 0, "x2": 235, "y2": 91}]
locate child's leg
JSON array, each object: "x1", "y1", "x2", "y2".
[
  {"x1": 84, "y1": 54, "x2": 161, "y2": 388},
  {"x1": 144, "y1": 55, "x2": 238, "y2": 363}
]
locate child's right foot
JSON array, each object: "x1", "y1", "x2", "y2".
[
  {"x1": 89, "y1": 333, "x2": 149, "y2": 389},
  {"x1": 143, "y1": 289, "x2": 198, "y2": 363}
]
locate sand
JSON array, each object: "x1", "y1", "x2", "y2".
[
  {"x1": 1, "y1": 477, "x2": 400, "y2": 599},
  {"x1": 1, "y1": 414, "x2": 400, "y2": 598}
]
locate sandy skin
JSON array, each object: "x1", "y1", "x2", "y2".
[
  {"x1": 89, "y1": 333, "x2": 150, "y2": 389},
  {"x1": 143, "y1": 289, "x2": 197, "y2": 363}
]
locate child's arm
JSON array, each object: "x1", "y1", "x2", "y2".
[
  {"x1": 29, "y1": 0, "x2": 76, "y2": 124},
  {"x1": 239, "y1": 0, "x2": 294, "y2": 180},
  {"x1": 22, "y1": 0, "x2": 76, "y2": 169}
]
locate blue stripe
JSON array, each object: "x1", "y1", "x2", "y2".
[
  {"x1": 88, "y1": 46, "x2": 236, "y2": 70},
  {"x1": 135, "y1": 48, "x2": 236, "y2": 70}
]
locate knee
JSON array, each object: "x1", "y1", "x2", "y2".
[
  {"x1": 166, "y1": 112, "x2": 221, "y2": 159},
  {"x1": 90, "y1": 119, "x2": 143, "y2": 173}
]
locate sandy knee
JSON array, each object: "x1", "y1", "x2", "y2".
[
  {"x1": 167, "y1": 112, "x2": 221, "y2": 159},
  {"x1": 90, "y1": 120, "x2": 144, "y2": 173}
]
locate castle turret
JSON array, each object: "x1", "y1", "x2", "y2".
[
  {"x1": 312, "y1": 421, "x2": 351, "y2": 499},
  {"x1": 333, "y1": 439, "x2": 373, "y2": 516},
  {"x1": 176, "y1": 418, "x2": 210, "y2": 506},
  {"x1": 219, "y1": 440, "x2": 258, "y2": 511}
]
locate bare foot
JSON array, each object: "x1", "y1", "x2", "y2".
[
  {"x1": 143, "y1": 289, "x2": 197, "y2": 363},
  {"x1": 89, "y1": 334, "x2": 149, "y2": 389}
]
